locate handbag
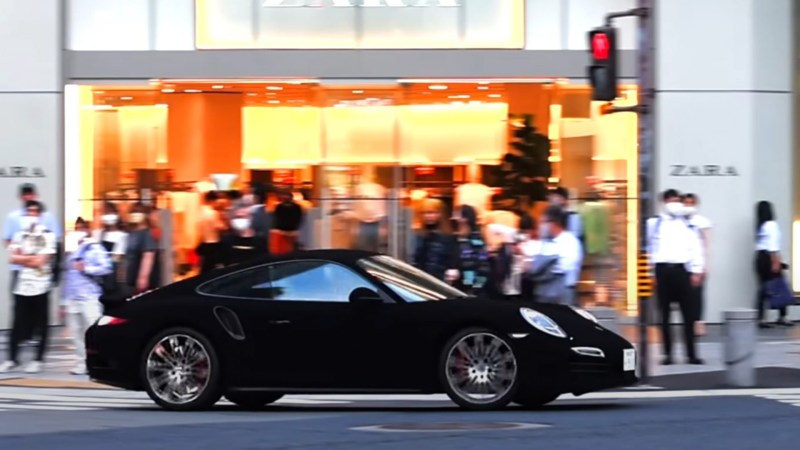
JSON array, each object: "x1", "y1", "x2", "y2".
[{"x1": 764, "y1": 276, "x2": 794, "y2": 309}]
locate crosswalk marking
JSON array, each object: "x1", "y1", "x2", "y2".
[{"x1": 755, "y1": 394, "x2": 800, "y2": 408}]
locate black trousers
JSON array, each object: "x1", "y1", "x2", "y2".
[
  {"x1": 655, "y1": 263, "x2": 697, "y2": 360},
  {"x1": 692, "y1": 280, "x2": 705, "y2": 322},
  {"x1": 755, "y1": 250, "x2": 787, "y2": 322},
  {"x1": 8, "y1": 292, "x2": 50, "y2": 363}
]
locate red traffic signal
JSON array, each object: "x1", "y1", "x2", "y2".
[
  {"x1": 591, "y1": 33, "x2": 610, "y2": 60},
  {"x1": 587, "y1": 27, "x2": 618, "y2": 101}
]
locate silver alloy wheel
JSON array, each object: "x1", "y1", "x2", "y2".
[
  {"x1": 145, "y1": 334, "x2": 212, "y2": 406},
  {"x1": 445, "y1": 332, "x2": 518, "y2": 405}
]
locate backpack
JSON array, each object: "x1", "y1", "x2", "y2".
[{"x1": 76, "y1": 241, "x2": 116, "y2": 294}]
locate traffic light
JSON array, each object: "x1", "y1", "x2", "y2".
[{"x1": 588, "y1": 27, "x2": 618, "y2": 101}]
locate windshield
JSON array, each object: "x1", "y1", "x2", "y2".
[{"x1": 357, "y1": 255, "x2": 469, "y2": 302}]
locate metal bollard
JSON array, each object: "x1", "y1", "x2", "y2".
[
  {"x1": 587, "y1": 306, "x2": 620, "y2": 334},
  {"x1": 723, "y1": 309, "x2": 758, "y2": 387}
]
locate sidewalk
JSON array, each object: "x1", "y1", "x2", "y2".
[{"x1": 0, "y1": 325, "x2": 798, "y2": 391}]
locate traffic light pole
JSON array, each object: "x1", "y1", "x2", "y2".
[{"x1": 600, "y1": 0, "x2": 654, "y2": 384}]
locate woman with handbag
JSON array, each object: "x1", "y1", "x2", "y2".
[{"x1": 755, "y1": 201, "x2": 792, "y2": 328}]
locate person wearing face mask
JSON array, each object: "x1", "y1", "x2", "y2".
[
  {"x1": 0, "y1": 201, "x2": 57, "y2": 374},
  {"x1": 61, "y1": 218, "x2": 112, "y2": 375},
  {"x1": 3, "y1": 184, "x2": 63, "y2": 312},
  {"x1": 682, "y1": 193, "x2": 712, "y2": 335},
  {"x1": 646, "y1": 189, "x2": 705, "y2": 365},
  {"x1": 124, "y1": 203, "x2": 160, "y2": 294},
  {"x1": 223, "y1": 207, "x2": 268, "y2": 266}
]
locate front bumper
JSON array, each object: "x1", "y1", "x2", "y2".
[{"x1": 513, "y1": 326, "x2": 639, "y2": 396}]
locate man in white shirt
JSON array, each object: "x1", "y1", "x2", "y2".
[
  {"x1": 682, "y1": 193, "x2": 712, "y2": 335},
  {"x1": 647, "y1": 189, "x2": 705, "y2": 365},
  {"x1": 529, "y1": 206, "x2": 583, "y2": 305},
  {"x1": 548, "y1": 187, "x2": 584, "y2": 242}
]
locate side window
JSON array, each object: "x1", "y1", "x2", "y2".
[
  {"x1": 270, "y1": 261, "x2": 376, "y2": 302},
  {"x1": 197, "y1": 265, "x2": 272, "y2": 299}
]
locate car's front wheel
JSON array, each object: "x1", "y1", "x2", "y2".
[
  {"x1": 225, "y1": 392, "x2": 284, "y2": 409},
  {"x1": 141, "y1": 327, "x2": 222, "y2": 411},
  {"x1": 440, "y1": 328, "x2": 520, "y2": 410}
]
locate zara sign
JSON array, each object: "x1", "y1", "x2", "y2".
[
  {"x1": 197, "y1": 0, "x2": 522, "y2": 49},
  {"x1": 262, "y1": 0, "x2": 461, "y2": 6}
]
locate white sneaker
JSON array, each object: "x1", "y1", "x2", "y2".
[
  {"x1": 0, "y1": 361, "x2": 17, "y2": 373},
  {"x1": 23, "y1": 361, "x2": 42, "y2": 374},
  {"x1": 70, "y1": 363, "x2": 87, "y2": 375}
]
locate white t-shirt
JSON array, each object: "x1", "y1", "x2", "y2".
[
  {"x1": 689, "y1": 214, "x2": 712, "y2": 231},
  {"x1": 10, "y1": 225, "x2": 57, "y2": 297},
  {"x1": 540, "y1": 231, "x2": 584, "y2": 287},
  {"x1": 757, "y1": 221, "x2": 780, "y2": 252},
  {"x1": 93, "y1": 230, "x2": 128, "y2": 256}
]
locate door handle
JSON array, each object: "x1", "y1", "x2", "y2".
[{"x1": 268, "y1": 320, "x2": 291, "y2": 325}]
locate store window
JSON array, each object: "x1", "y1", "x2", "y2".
[{"x1": 64, "y1": 79, "x2": 639, "y2": 316}]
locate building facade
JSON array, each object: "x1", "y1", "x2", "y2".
[{"x1": 0, "y1": 0, "x2": 795, "y2": 329}]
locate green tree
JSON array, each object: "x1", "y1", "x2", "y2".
[{"x1": 499, "y1": 114, "x2": 552, "y2": 208}]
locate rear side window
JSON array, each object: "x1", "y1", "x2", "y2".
[
  {"x1": 197, "y1": 264, "x2": 272, "y2": 300},
  {"x1": 197, "y1": 260, "x2": 377, "y2": 302}
]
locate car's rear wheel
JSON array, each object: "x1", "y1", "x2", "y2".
[
  {"x1": 225, "y1": 392, "x2": 284, "y2": 409},
  {"x1": 141, "y1": 327, "x2": 222, "y2": 411},
  {"x1": 514, "y1": 391, "x2": 560, "y2": 409},
  {"x1": 440, "y1": 328, "x2": 519, "y2": 410}
]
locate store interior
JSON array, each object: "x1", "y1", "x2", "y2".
[{"x1": 64, "y1": 79, "x2": 639, "y2": 314}]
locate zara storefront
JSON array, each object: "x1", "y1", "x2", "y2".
[{"x1": 0, "y1": 0, "x2": 796, "y2": 329}]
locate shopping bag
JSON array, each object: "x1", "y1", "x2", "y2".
[{"x1": 765, "y1": 276, "x2": 794, "y2": 309}]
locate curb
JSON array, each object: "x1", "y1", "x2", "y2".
[{"x1": 0, "y1": 377, "x2": 113, "y2": 390}]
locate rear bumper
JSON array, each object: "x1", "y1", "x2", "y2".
[{"x1": 85, "y1": 325, "x2": 142, "y2": 391}]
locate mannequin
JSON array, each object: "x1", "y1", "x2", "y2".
[
  {"x1": 353, "y1": 165, "x2": 387, "y2": 252},
  {"x1": 454, "y1": 163, "x2": 493, "y2": 220}
]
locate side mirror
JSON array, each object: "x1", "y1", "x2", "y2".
[{"x1": 349, "y1": 287, "x2": 383, "y2": 305}]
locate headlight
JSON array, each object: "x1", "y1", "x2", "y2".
[
  {"x1": 519, "y1": 307, "x2": 567, "y2": 338},
  {"x1": 571, "y1": 306, "x2": 599, "y2": 324}
]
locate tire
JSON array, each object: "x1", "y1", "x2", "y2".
[
  {"x1": 514, "y1": 391, "x2": 560, "y2": 409},
  {"x1": 439, "y1": 328, "x2": 520, "y2": 410},
  {"x1": 140, "y1": 327, "x2": 223, "y2": 411},
  {"x1": 225, "y1": 392, "x2": 284, "y2": 409}
]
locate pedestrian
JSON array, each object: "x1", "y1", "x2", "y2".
[
  {"x1": 61, "y1": 217, "x2": 112, "y2": 375},
  {"x1": 3, "y1": 184, "x2": 63, "y2": 322},
  {"x1": 197, "y1": 191, "x2": 227, "y2": 273},
  {"x1": 413, "y1": 198, "x2": 457, "y2": 282},
  {"x1": 451, "y1": 205, "x2": 491, "y2": 296},
  {"x1": 682, "y1": 193, "x2": 712, "y2": 335},
  {"x1": 223, "y1": 207, "x2": 269, "y2": 266},
  {"x1": 271, "y1": 187, "x2": 304, "y2": 254},
  {"x1": 527, "y1": 205, "x2": 583, "y2": 305},
  {"x1": 548, "y1": 187, "x2": 584, "y2": 244},
  {"x1": 754, "y1": 201, "x2": 791, "y2": 327},
  {"x1": 249, "y1": 184, "x2": 272, "y2": 242},
  {"x1": 0, "y1": 201, "x2": 57, "y2": 373},
  {"x1": 125, "y1": 203, "x2": 159, "y2": 294},
  {"x1": 647, "y1": 189, "x2": 705, "y2": 365}
]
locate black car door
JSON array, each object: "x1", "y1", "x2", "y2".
[{"x1": 240, "y1": 260, "x2": 384, "y2": 388}]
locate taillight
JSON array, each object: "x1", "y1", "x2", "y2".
[{"x1": 97, "y1": 316, "x2": 127, "y2": 327}]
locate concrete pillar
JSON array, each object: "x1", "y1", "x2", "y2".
[
  {"x1": 655, "y1": 0, "x2": 794, "y2": 322},
  {"x1": 723, "y1": 309, "x2": 758, "y2": 387},
  {"x1": 0, "y1": 0, "x2": 63, "y2": 329}
]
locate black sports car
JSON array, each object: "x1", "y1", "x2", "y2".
[{"x1": 86, "y1": 250, "x2": 638, "y2": 411}]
